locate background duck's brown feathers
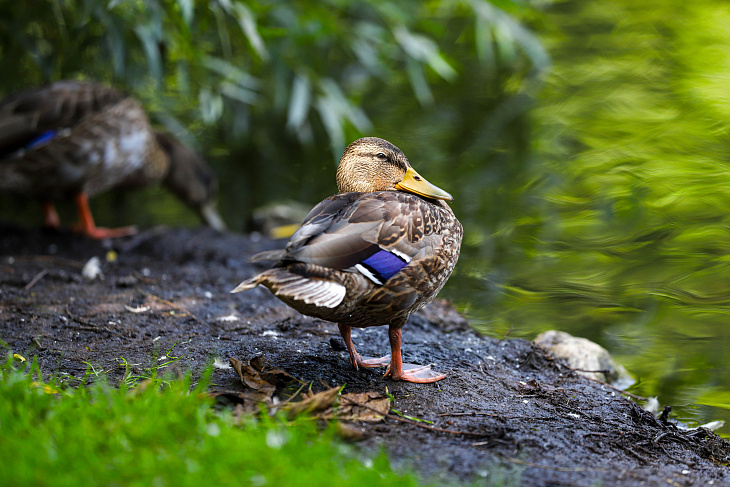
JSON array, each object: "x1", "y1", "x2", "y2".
[{"x1": 0, "y1": 80, "x2": 225, "y2": 234}]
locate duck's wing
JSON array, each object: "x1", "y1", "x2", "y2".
[
  {"x1": 281, "y1": 191, "x2": 448, "y2": 285},
  {"x1": 0, "y1": 81, "x2": 126, "y2": 158},
  {"x1": 245, "y1": 193, "x2": 358, "y2": 264}
]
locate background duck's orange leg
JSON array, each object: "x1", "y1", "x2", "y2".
[
  {"x1": 338, "y1": 324, "x2": 390, "y2": 370},
  {"x1": 384, "y1": 326, "x2": 446, "y2": 383},
  {"x1": 73, "y1": 192, "x2": 137, "y2": 239},
  {"x1": 42, "y1": 200, "x2": 61, "y2": 228}
]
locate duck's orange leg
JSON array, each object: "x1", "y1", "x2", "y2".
[
  {"x1": 42, "y1": 200, "x2": 61, "y2": 228},
  {"x1": 338, "y1": 324, "x2": 391, "y2": 370},
  {"x1": 73, "y1": 193, "x2": 137, "y2": 239},
  {"x1": 383, "y1": 326, "x2": 446, "y2": 383}
]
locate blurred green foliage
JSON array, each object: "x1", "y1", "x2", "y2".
[{"x1": 0, "y1": 0, "x2": 547, "y2": 234}]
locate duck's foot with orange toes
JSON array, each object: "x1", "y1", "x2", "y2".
[
  {"x1": 72, "y1": 193, "x2": 138, "y2": 239},
  {"x1": 338, "y1": 323, "x2": 446, "y2": 383},
  {"x1": 41, "y1": 193, "x2": 137, "y2": 239}
]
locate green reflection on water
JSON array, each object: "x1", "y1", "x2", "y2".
[{"x1": 441, "y1": 0, "x2": 730, "y2": 436}]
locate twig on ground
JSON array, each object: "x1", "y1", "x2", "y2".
[
  {"x1": 498, "y1": 324, "x2": 513, "y2": 342},
  {"x1": 64, "y1": 305, "x2": 125, "y2": 336},
  {"x1": 10, "y1": 255, "x2": 83, "y2": 269},
  {"x1": 438, "y1": 411, "x2": 500, "y2": 417},
  {"x1": 660, "y1": 445, "x2": 693, "y2": 466},
  {"x1": 24, "y1": 269, "x2": 48, "y2": 290},
  {"x1": 570, "y1": 367, "x2": 611, "y2": 375},
  {"x1": 340, "y1": 395, "x2": 489, "y2": 438},
  {"x1": 582, "y1": 431, "x2": 610, "y2": 438},
  {"x1": 616, "y1": 443, "x2": 650, "y2": 464}
]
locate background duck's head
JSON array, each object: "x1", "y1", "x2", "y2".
[
  {"x1": 336, "y1": 137, "x2": 453, "y2": 201},
  {"x1": 155, "y1": 131, "x2": 226, "y2": 231}
]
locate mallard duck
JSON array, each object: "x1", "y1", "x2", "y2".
[
  {"x1": 0, "y1": 80, "x2": 225, "y2": 238},
  {"x1": 232, "y1": 137, "x2": 462, "y2": 383}
]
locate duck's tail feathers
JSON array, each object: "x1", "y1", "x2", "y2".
[
  {"x1": 230, "y1": 275, "x2": 263, "y2": 293},
  {"x1": 273, "y1": 274, "x2": 346, "y2": 308},
  {"x1": 248, "y1": 249, "x2": 286, "y2": 263},
  {"x1": 230, "y1": 269, "x2": 346, "y2": 308}
]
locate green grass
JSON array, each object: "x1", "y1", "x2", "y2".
[{"x1": 0, "y1": 355, "x2": 519, "y2": 487}]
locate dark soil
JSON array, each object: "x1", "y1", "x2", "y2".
[{"x1": 2, "y1": 223, "x2": 729, "y2": 487}]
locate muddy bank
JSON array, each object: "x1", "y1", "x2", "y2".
[{"x1": 1, "y1": 223, "x2": 728, "y2": 486}]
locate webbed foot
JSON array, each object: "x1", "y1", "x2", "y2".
[{"x1": 385, "y1": 362, "x2": 446, "y2": 383}]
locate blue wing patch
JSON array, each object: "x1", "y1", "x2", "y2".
[
  {"x1": 357, "y1": 250, "x2": 408, "y2": 285},
  {"x1": 26, "y1": 130, "x2": 58, "y2": 150}
]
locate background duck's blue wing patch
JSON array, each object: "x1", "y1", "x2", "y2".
[
  {"x1": 358, "y1": 249, "x2": 408, "y2": 284},
  {"x1": 26, "y1": 130, "x2": 58, "y2": 149}
]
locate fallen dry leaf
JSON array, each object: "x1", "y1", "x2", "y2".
[
  {"x1": 209, "y1": 390, "x2": 273, "y2": 415},
  {"x1": 230, "y1": 357, "x2": 275, "y2": 395},
  {"x1": 230, "y1": 356, "x2": 300, "y2": 399},
  {"x1": 281, "y1": 386, "x2": 341, "y2": 419},
  {"x1": 226, "y1": 356, "x2": 386, "y2": 428},
  {"x1": 260, "y1": 368, "x2": 298, "y2": 386},
  {"x1": 250, "y1": 355, "x2": 267, "y2": 372},
  {"x1": 337, "y1": 391, "x2": 391, "y2": 422}
]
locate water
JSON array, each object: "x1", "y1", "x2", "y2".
[{"x1": 435, "y1": 0, "x2": 730, "y2": 436}]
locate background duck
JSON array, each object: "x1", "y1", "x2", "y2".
[
  {"x1": 232, "y1": 137, "x2": 463, "y2": 383},
  {"x1": 0, "y1": 80, "x2": 225, "y2": 238}
]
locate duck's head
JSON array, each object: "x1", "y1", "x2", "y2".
[
  {"x1": 336, "y1": 137, "x2": 453, "y2": 201},
  {"x1": 155, "y1": 131, "x2": 227, "y2": 231}
]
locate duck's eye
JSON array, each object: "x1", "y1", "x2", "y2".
[{"x1": 376, "y1": 152, "x2": 388, "y2": 160}]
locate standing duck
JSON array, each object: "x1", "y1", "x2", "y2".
[
  {"x1": 0, "y1": 80, "x2": 225, "y2": 238},
  {"x1": 232, "y1": 137, "x2": 462, "y2": 383}
]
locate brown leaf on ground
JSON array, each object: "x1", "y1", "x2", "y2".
[
  {"x1": 260, "y1": 368, "x2": 298, "y2": 386},
  {"x1": 230, "y1": 356, "x2": 300, "y2": 394},
  {"x1": 337, "y1": 391, "x2": 391, "y2": 422},
  {"x1": 230, "y1": 357, "x2": 275, "y2": 395},
  {"x1": 250, "y1": 355, "x2": 266, "y2": 371},
  {"x1": 282, "y1": 386, "x2": 341, "y2": 419},
  {"x1": 209, "y1": 390, "x2": 272, "y2": 414}
]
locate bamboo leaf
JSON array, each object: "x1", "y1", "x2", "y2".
[
  {"x1": 203, "y1": 56, "x2": 259, "y2": 89},
  {"x1": 198, "y1": 88, "x2": 223, "y2": 123},
  {"x1": 393, "y1": 26, "x2": 457, "y2": 81},
  {"x1": 177, "y1": 0, "x2": 193, "y2": 27},
  {"x1": 135, "y1": 23, "x2": 163, "y2": 81},
  {"x1": 405, "y1": 57, "x2": 433, "y2": 105},
  {"x1": 220, "y1": 81, "x2": 258, "y2": 105},
  {"x1": 232, "y1": 3, "x2": 269, "y2": 60},
  {"x1": 287, "y1": 75, "x2": 311, "y2": 131}
]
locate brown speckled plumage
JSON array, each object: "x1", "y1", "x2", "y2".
[
  {"x1": 232, "y1": 137, "x2": 462, "y2": 383},
  {"x1": 0, "y1": 80, "x2": 225, "y2": 236}
]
